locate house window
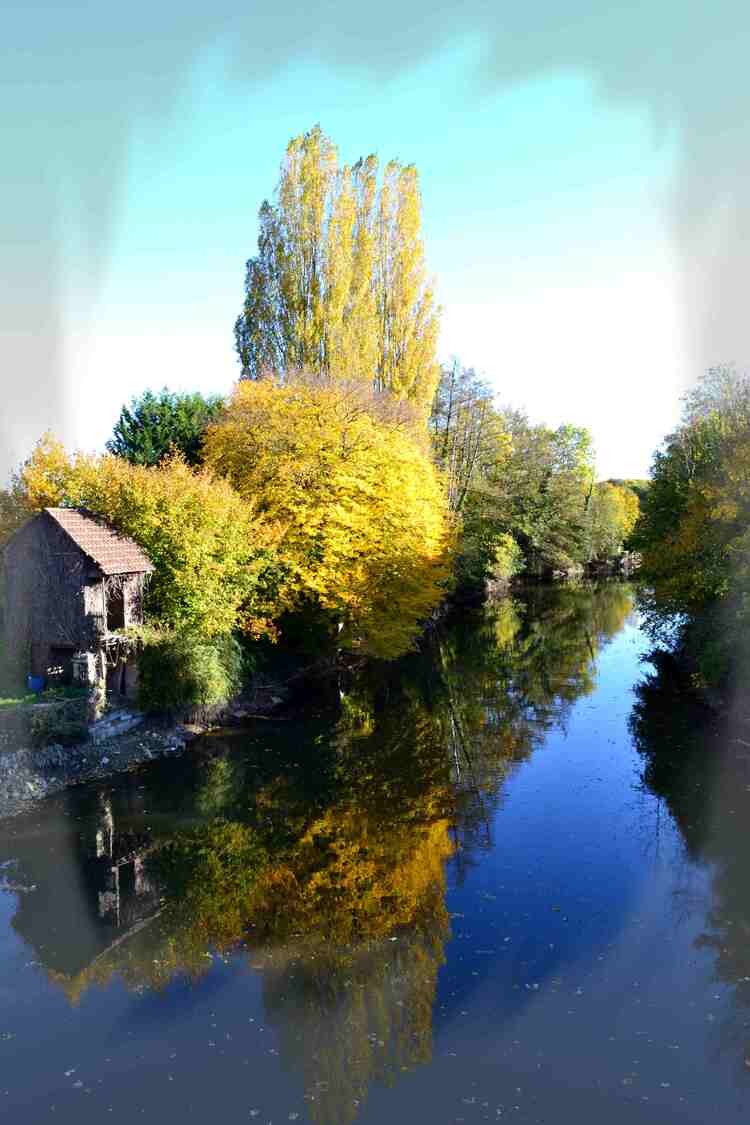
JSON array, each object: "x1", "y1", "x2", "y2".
[
  {"x1": 106, "y1": 585, "x2": 125, "y2": 631},
  {"x1": 84, "y1": 583, "x2": 105, "y2": 616},
  {"x1": 48, "y1": 646, "x2": 75, "y2": 684}
]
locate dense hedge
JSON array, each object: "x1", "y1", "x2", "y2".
[{"x1": 137, "y1": 632, "x2": 246, "y2": 713}]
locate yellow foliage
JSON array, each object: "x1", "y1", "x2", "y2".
[
  {"x1": 15, "y1": 436, "x2": 274, "y2": 638},
  {"x1": 614, "y1": 484, "x2": 640, "y2": 540},
  {"x1": 13, "y1": 432, "x2": 72, "y2": 511},
  {"x1": 236, "y1": 126, "x2": 440, "y2": 420},
  {"x1": 248, "y1": 813, "x2": 452, "y2": 945},
  {"x1": 0, "y1": 484, "x2": 30, "y2": 548},
  {"x1": 587, "y1": 481, "x2": 640, "y2": 559},
  {"x1": 204, "y1": 374, "x2": 455, "y2": 657}
]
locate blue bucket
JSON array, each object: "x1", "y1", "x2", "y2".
[{"x1": 27, "y1": 674, "x2": 46, "y2": 694}]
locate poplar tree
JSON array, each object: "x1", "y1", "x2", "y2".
[{"x1": 235, "y1": 126, "x2": 440, "y2": 419}]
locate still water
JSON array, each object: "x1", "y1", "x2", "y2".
[{"x1": 1, "y1": 584, "x2": 749, "y2": 1124}]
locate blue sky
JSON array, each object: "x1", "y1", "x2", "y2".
[{"x1": 3, "y1": 5, "x2": 748, "y2": 481}]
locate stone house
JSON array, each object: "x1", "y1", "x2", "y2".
[{"x1": 1, "y1": 507, "x2": 153, "y2": 698}]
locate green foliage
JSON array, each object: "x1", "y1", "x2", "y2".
[
  {"x1": 17, "y1": 438, "x2": 275, "y2": 639},
  {"x1": 584, "y1": 481, "x2": 640, "y2": 561},
  {"x1": 431, "y1": 363, "x2": 599, "y2": 588},
  {"x1": 634, "y1": 365, "x2": 750, "y2": 689},
  {"x1": 0, "y1": 485, "x2": 29, "y2": 548},
  {"x1": 451, "y1": 519, "x2": 522, "y2": 591},
  {"x1": 490, "y1": 532, "x2": 524, "y2": 581},
  {"x1": 106, "y1": 389, "x2": 224, "y2": 467},
  {"x1": 137, "y1": 630, "x2": 246, "y2": 713},
  {"x1": 27, "y1": 698, "x2": 88, "y2": 745}
]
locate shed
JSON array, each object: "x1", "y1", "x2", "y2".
[{"x1": 1, "y1": 508, "x2": 153, "y2": 689}]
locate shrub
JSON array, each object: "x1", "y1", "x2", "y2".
[
  {"x1": 137, "y1": 631, "x2": 246, "y2": 714},
  {"x1": 490, "y1": 533, "x2": 524, "y2": 582},
  {"x1": 28, "y1": 699, "x2": 88, "y2": 746},
  {"x1": 452, "y1": 524, "x2": 523, "y2": 593}
]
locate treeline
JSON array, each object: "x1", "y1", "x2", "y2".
[
  {"x1": 430, "y1": 360, "x2": 641, "y2": 588},
  {"x1": 1, "y1": 125, "x2": 640, "y2": 705},
  {"x1": 633, "y1": 364, "x2": 750, "y2": 695}
]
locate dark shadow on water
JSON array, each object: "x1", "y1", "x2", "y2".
[{"x1": 631, "y1": 647, "x2": 750, "y2": 1082}]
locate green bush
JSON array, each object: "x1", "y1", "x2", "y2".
[
  {"x1": 137, "y1": 631, "x2": 246, "y2": 713},
  {"x1": 490, "y1": 533, "x2": 524, "y2": 582},
  {"x1": 453, "y1": 524, "x2": 524, "y2": 593}
]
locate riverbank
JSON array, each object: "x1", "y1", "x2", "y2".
[{"x1": 0, "y1": 679, "x2": 290, "y2": 821}]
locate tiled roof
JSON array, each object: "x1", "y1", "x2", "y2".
[{"x1": 45, "y1": 508, "x2": 153, "y2": 576}]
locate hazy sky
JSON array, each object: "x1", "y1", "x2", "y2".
[{"x1": 2, "y1": 4, "x2": 749, "y2": 482}]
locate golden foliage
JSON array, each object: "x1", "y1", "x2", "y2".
[
  {"x1": 248, "y1": 814, "x2": 452, "y2": 945},
  {"x1": 586, "y1": 481, "x2": 640, "y2": 560},
  {"x1": 204, "y1": 374, "x2": 455, "y2": 657},
  {"x1": 15, "y1": 435, "x2": 274, "y2": 638},
  {"x1": 236, "y1": 125, "x2": 440, "y2": 419}
]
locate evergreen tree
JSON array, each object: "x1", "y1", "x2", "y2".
[{"x1": 106, "y1": 388, "x2": 224, "y2": 467}]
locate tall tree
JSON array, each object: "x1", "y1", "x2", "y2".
[
  {"x1": 235, "y1": 126, "x2": 440, "y2": 419},
  {"x1": 634, "y1": 366, "x2": 750, "y2": 619},
  {"x1": 429, "y1": 362, "x2": 601, "y2": 587},
  {"x1": 430, "y1": 360, "x2": 507, "y2": 513},
  {"x1": 584, "y1": 481, "x2": 640, "y2": 561},
  {"x1": 106, "y1": 389, "x2": 224, "y2": 467},
  {"x1": 629, "y1": 366, "x2": 750, "y2": 695}
]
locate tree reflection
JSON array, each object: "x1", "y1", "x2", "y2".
[
  {"x1": 631, "y1": 651, "x2": 750, "y2": 1079},
  {"x1": 3, "y1": 580, "x2": 635, "y2": 1121}
]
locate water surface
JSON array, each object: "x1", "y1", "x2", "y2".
[{"x1": 2, "y1": 583, "x2": 749, "y2": 1124}]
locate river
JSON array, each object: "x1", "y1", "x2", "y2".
[{"x1": 1, "y1": 582, "x2": 749, "y2": 1124}]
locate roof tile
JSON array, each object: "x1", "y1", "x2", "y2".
[{"x1": 45, "y1": 508, "x2": 153, "y2": 576}]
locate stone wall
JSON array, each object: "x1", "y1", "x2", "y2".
[{"x1": 0, "y1": 698, "x2": 88, "y2": 754}]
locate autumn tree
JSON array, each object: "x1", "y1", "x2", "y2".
[
  {"x1": 488, "y1": 416, "x2": 595, "y2": 575},
  {"x1": 430, "y1": 363, "x2": 599, "y2": 587},
  {"x1": 429, "y1": 362, "x2": 520, "y2": 589},
  {"x1": 235, "y1": 125, "x2": 440, "y2": 419},
  {"x1": 429, "y1": 359, "x2": 510, "y2": 513},
  {"x1": 633, "y1": 365, "x2": 750, "y2": 687},
  {"x1": 584, "y1": 481, "x2": 640, "y2": 561},
  {"x1": 203, "y1": 373, "x2": 454, "y2": 658},
  {"x1": 15, "y1": 435, "x2": 275, "y2": 639}
]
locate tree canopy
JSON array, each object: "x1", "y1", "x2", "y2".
[
  {"x1": 203, "y1": 372, "x2": 455, "y2": 657},
  {"x1": 429, "y1": 362, "x2": 635, "y2": 588},
  {"x1": 106, "y1": 388, "x2": 224, "y2": 467},
  {"x1": 235, "y1": 125, "x2": 440, "y2": 419},
  {"x1": 16, "y1": 434, "x2": 274, "y2": 639},
  {"x1": 633, "y1": 365, "x2": 750, "y2": 686}
]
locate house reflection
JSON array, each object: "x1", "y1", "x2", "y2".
[
  {"x1": 0, "y1": 580, "x2": 649, "y2": 1124},
  {"x1": 5, "y1": 790, "x2": 162, "y2": 979}
]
